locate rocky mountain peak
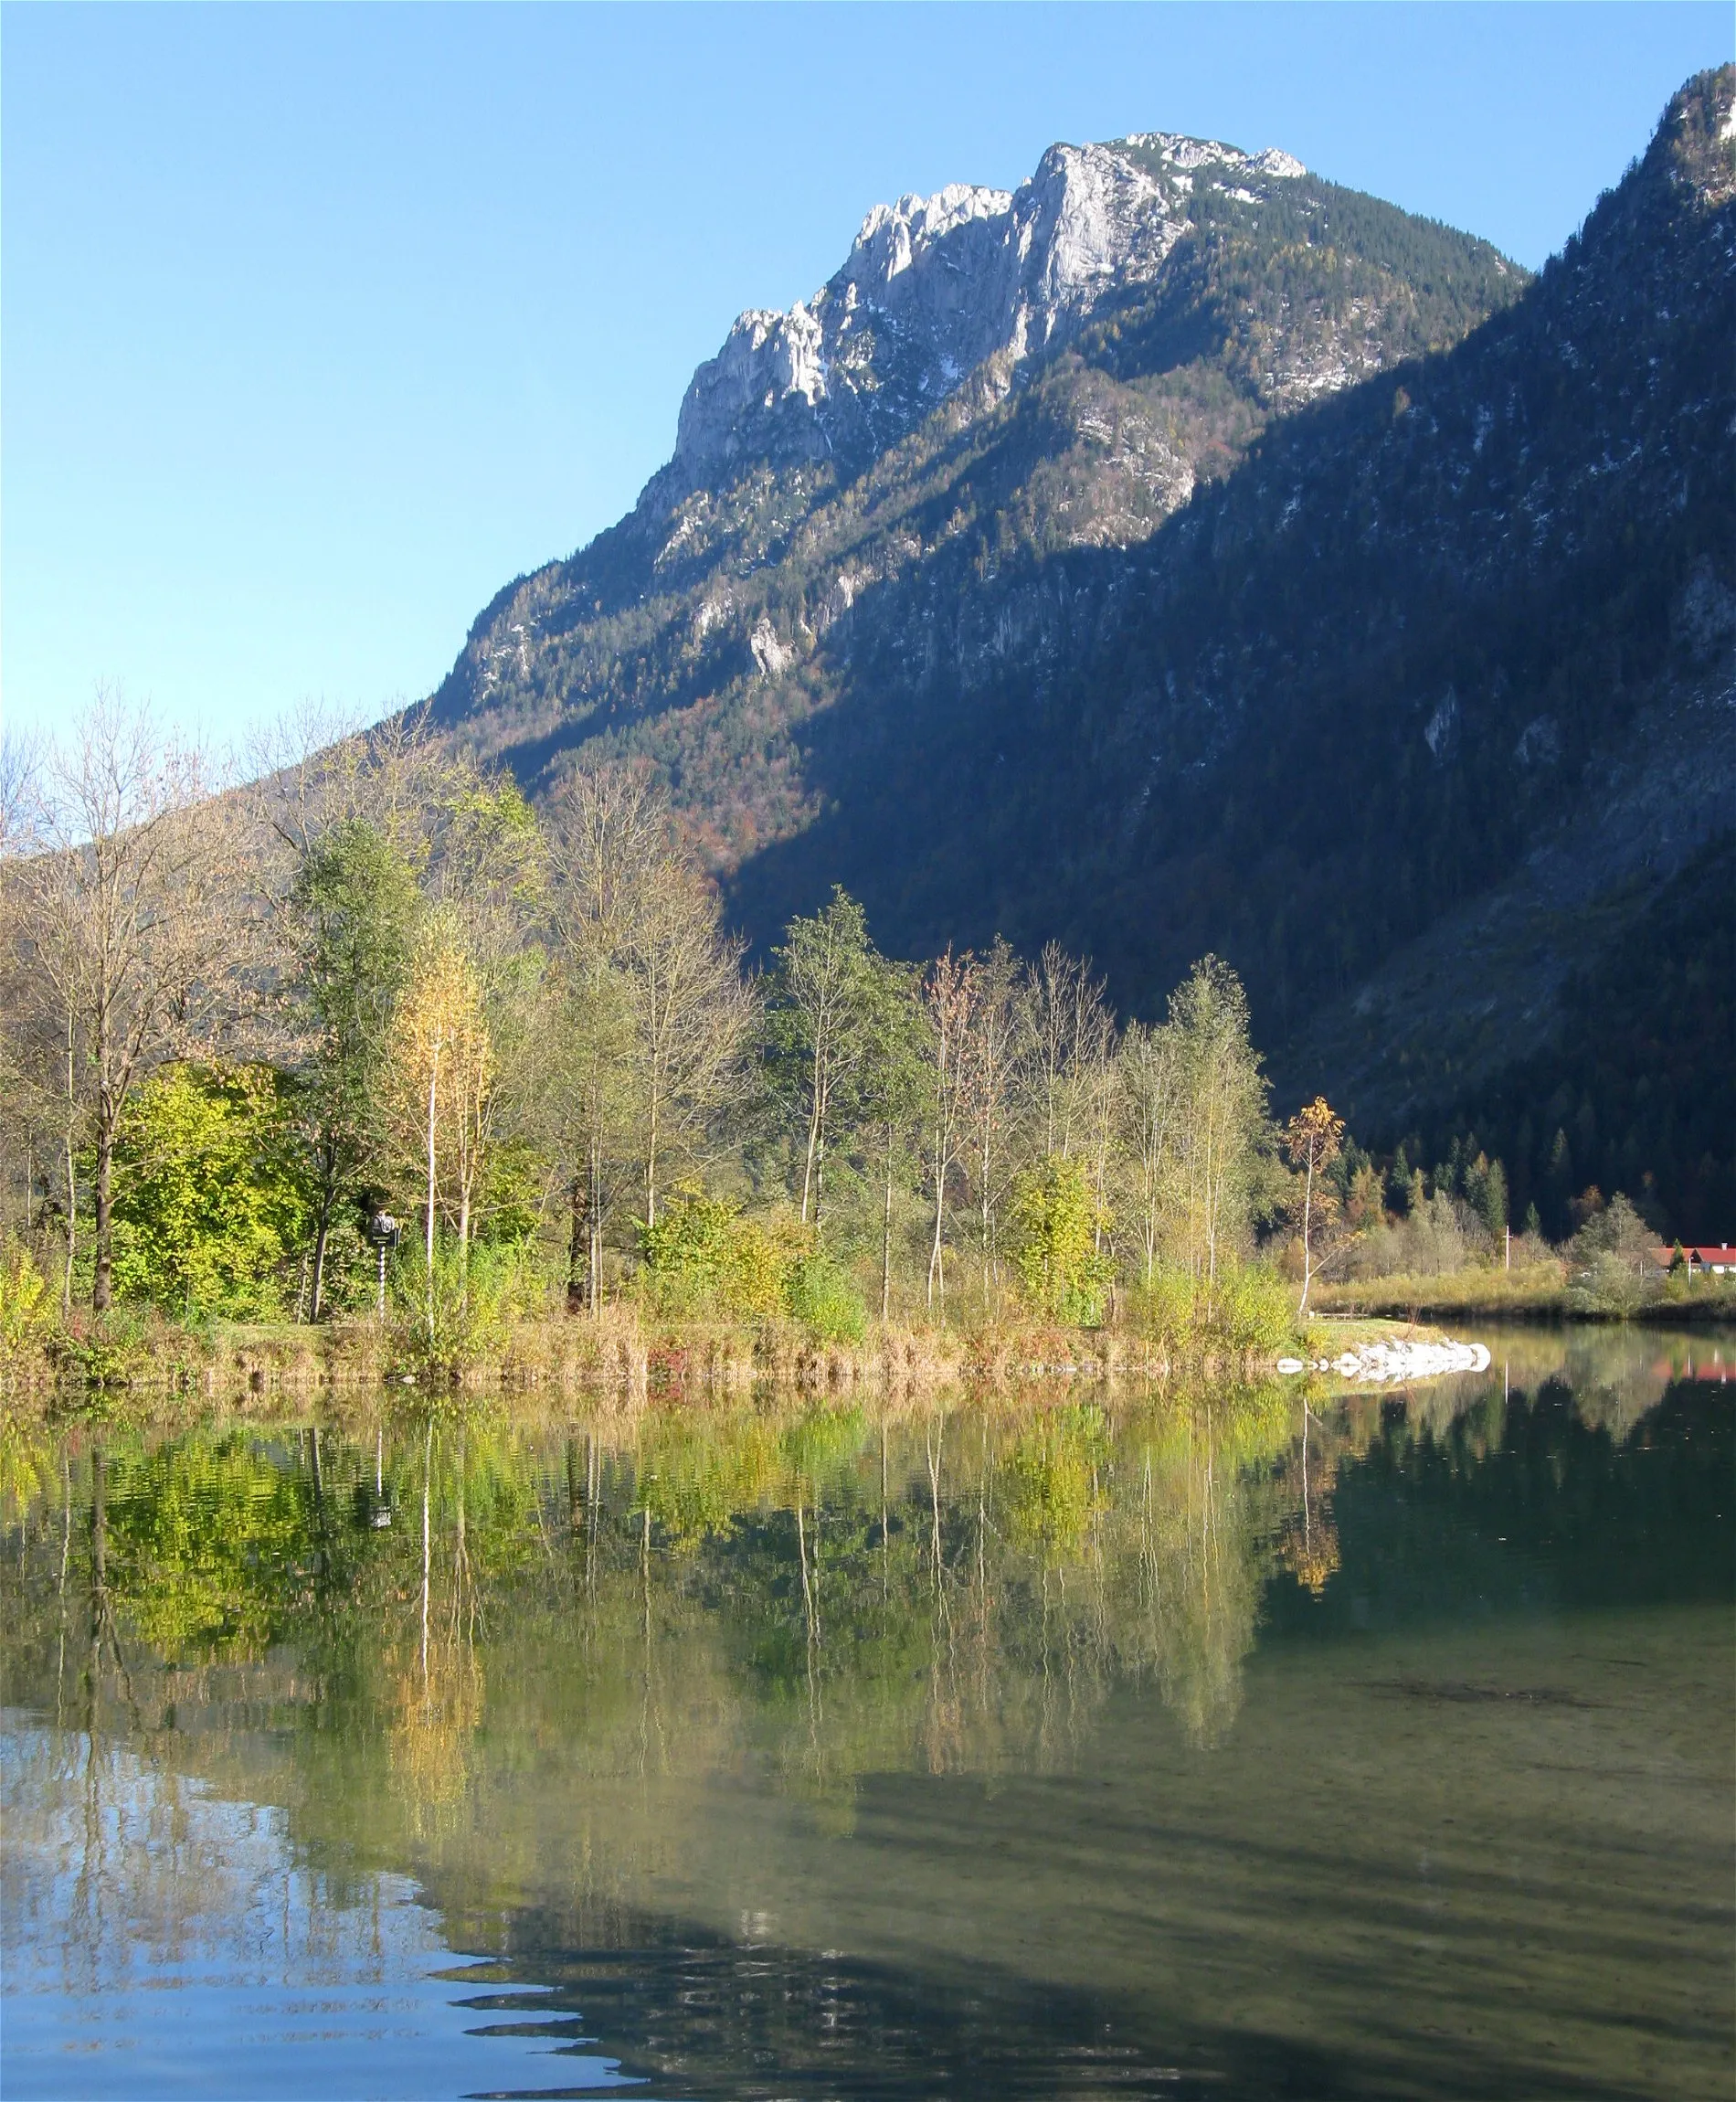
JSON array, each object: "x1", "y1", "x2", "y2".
[
  {"x1": 669, "y1": 128, "x2": 1307, "y2": 493},
  {"x1": 849, "y1": 182, "x2": 1015, "y2": 279}
]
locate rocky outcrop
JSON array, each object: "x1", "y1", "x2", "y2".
[
  {"x1": 670, "y1": 134, "x2": 1307, "y2": 489},
  {"x1": 433, "y1": 115, "x2": 1519, "y2": 733}
]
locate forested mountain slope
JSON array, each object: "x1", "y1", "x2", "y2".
[{"x1": 430, "y1": 70, "x2": 1736, "y2": 1231}]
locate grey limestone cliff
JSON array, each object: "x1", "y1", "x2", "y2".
[{"x1": 662, "y1": 133, "x2": 1309, "y2": 492}]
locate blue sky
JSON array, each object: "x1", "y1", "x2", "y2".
[{"x1": 5, "y1": 3, "x2": 1730, "y2": 746}]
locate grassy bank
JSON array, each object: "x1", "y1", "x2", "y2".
[
  {"x1": 1313, "y1": 1269, "x2": 1734, "y2": 1323},
  {"x1": 12, "y1": 1281, "x2": 1714, "y2": 1426},
  {"x1": 0, "y1": 1303, "x2": 1305, "y2": 1418}
]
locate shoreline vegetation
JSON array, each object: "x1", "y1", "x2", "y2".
[
  {"x1": 3, "y1": 700, "x2": 1727, "y2": 1428},
  {"x1": 1314, "y1": 1269, "x2": 1733, "y2": 1325},
  {"x1": 2, "y1": 1284, "x2": 1728, "y2": 1424},
  {"x1": 0, "y1": 1305, "x2": 1413, "y2": 1415}
]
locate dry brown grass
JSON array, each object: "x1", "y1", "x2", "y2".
[{"x1": 0, "y1": 1299, "x2": 1295, "y2": 1425}]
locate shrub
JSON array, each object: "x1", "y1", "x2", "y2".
[
  {"x1": 783, "y1": 1249, "x2": 866, "y2": 1345},
  {"x1": 0, "y1": 1244, "x2": 50, "y2": 1354},
  {"x1": 1008, "y1": 1157, "x2": 1113, "y2": 1325},
  {"x1": 1123, "y1": 1269, "x2": 1196, "y2": 1346},
  {"x1": 1211, "y1": 1263, "x2": 1297, "y2": 1354},
  {"x1": 390, "y1": 1237, "x2": 531, "y2": 1375},
  {"x1": 50, "y1": 1306, "x2": 152, "y2": 1390},
  {"x1": 638, "y1": 1184, "x2": 792, "y2": 1320}
]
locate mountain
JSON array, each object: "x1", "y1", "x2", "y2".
[
  {"x1": 429, "y1": 70, "x2": 1736, "y2": 1235},
  {"x1": 431, "y1": 127, "x2": 1523, "y2": 833}
]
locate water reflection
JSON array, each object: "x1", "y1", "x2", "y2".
[
  {"x1": 2, "y1": 1728, "x2": 629, "y2": 2101},
  {"x1": 1, "y1": 1325, "x2": 1731, "y2": 2100}
]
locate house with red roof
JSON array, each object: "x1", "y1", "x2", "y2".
[{"x1": 1652, "y1": 1244, "x2": 1736, "y2": 1277}]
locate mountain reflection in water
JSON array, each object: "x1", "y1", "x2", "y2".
[{"x1": 2, "y1": 1326, "x2": 1731, "y2": 2100}]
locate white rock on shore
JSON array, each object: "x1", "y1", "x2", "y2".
[{"x1": 1278, "y1": 1339, "x2": 1492, "y2": 1382}]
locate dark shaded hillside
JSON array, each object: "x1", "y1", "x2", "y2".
[
  {"x1": 728, "y1": 70, "x2": 1732, "y2": 1003},
  {"x1": 723, "y1": 69, "x2": 1735, "y2": 1223},
  {"x1": 1410, "y1": 832, "x2": 1736, "y2": 1240},
  {"x1": 426, "y1": 72, "x2": 1735, "y2": 1231}
]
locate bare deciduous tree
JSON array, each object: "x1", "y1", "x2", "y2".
[
  {"x1": 958, "y1": 936, "x2": 1022, "y2": 1278},
  {"x1": 1020, "y1": 940, "x2": 1113, "y2": 1159},
  {"x1": 924, "y1": 950, "x2": 976, "y2": 1312},
  {"x1": 628, "y1": 871, "x2": 754, "y2": 1228},
  {"x1": 544, "y1": 764, "x2": 751, "y2": 1236},
  {"x1": 1117, "y1": 1020, "x2": 1181, "y2": 1287},
  {"x1": 11, "y1": 692, "x2": 250, "y2": 1311},
  {"x1": 542, "y1": 763, "x2": 666, "y2": 1307}
]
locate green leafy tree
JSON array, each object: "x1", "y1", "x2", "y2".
[
  {"x1": 108, "y1": 1062, "x2": 309, "y2": 1319},
  {"x1": 765, "y1": 888, "x2": 880, "y2": 1229},
  {"x1": 1566, "y1": 1191, "x2": 1664, "y2": 1314},
  {"x1": 1008, "y1": 1155, "x2": 1113, "y2": 1325},
  {"x1": 1165, "y1": 958, "x2": 1269, "y2": 1305},
  {"x1": 852, "y1": 955, "x2": 932, "y2": 1323},
  {"x1": 638, "y1": 1183, "x2": 791, "y2": 1320},
  {"x1": 288, "y1": 819, "x2": 420, "y2": 1317}
]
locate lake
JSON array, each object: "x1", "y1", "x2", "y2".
[{"x1": 3, "y1": 1325, "x2": 1731, "y2": 2099}]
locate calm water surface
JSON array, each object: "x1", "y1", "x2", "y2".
[{"x1": 3, "y1": 1326, "x2": 1731, "y2": 2099}]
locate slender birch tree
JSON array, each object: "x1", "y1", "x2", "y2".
[
  {"x1": 382, "y1": 916, "x2": 496, "y2": 1319},
  {"x1": 766, "y1": 887, "x2": 876, "y2": 1230},
  {"x1": 1282, "y1": 1096, "x2": 1345, "y2": 1315},
  {"x1": 1165, "y1": 957, "x2": 1268, "y2": 1304},
  {"x1": 1117, "y1": 1020, "x2": 1181, "y2": 1287},
  {"x1": 959, "y1": 936, "x2": 1021, "y2": 1278},
  {"x1": 923, "y1": 950, "x2": 975, "y2": 1312}
]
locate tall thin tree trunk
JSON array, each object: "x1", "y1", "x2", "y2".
[
  {"x1": 567, "y1": 1173, "x2": 585, "y2": 1314},
  {"x1": 882, "y1": 1122, "x2": 894, "y2": 1325},
  {"x1": 800, "y1": 1044, "x2": 824, "y2": 1226},
  {"x1": 425, "y1": 1045, "x2": 439, "y2": 1330},
  {"x1": 589, "y1": 1136, "x2": 602, "y2": 1315},
  {"x1": 92, "y1": 1093, "x2": 114, "y2": 1313},
  {"x1": 1297, "y1": 1151, "x2": 1316, "y2": 1316},
  {"x1": 310, "y1": 1167, "x2": 334, "y2": 1322},
  {"x1": 62, "y1": 1010, "x2": 77, "y2": 1318},
  {"x1": 927, "y1": 1134, "x2": 946, "y2": 1313}
]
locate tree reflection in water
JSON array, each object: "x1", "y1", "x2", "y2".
[
  {"x1": 6, "y1": 1344, "x2": 1701, "y2": 1822},
  {"x1": 3, "y1": 1340, "x2": 1730, "y2": 2101}
]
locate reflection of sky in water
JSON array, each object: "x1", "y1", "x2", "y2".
[
  {"x1": 1, "y1": 1332, "x2": 1730, "y2": 2101},
  {"x1": 0, "y1": 1726, "x2": 636, "y2": 2100}
]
